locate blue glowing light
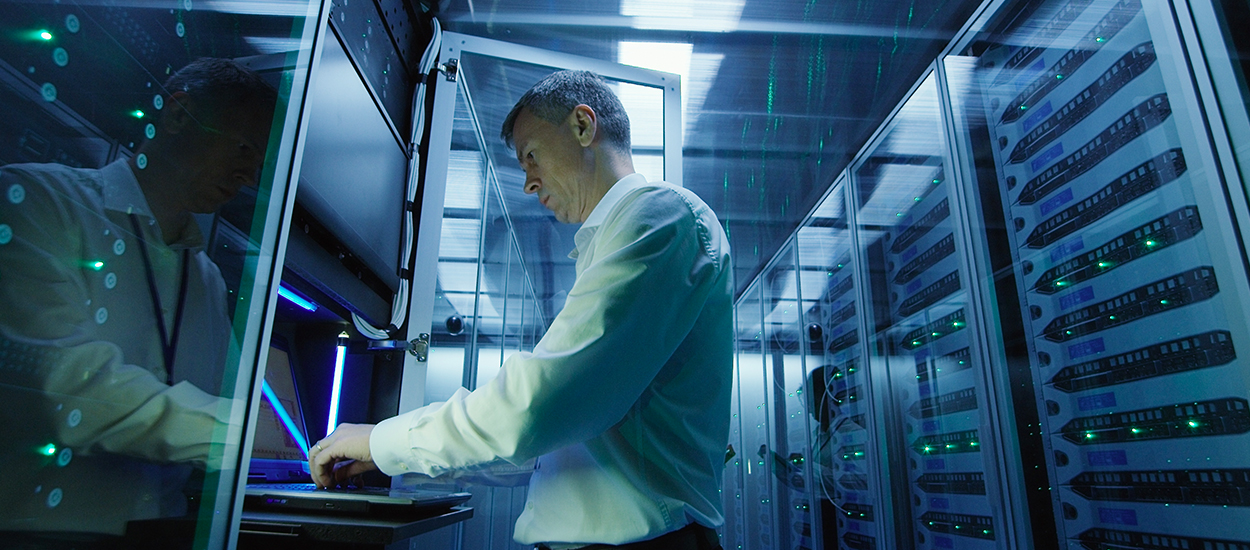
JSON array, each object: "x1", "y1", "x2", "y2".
[
  {"x1": 262, "y1": 380, "x2": 309, "y2": 459},
  {"x1": 278, "y1": 284, "x2": 318, "y2": 312},
  {"x1": 325, "y1": 334, "x2": 348, "y2": 437}
]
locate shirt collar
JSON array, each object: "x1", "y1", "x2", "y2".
[
  {"x1": 99, "y1": 159, "x2": 206, "y2": 250},
  {"x1": 100, "y1": 159, "x2": 152, "y2": 217},
  {"x1": 570, "y1": 173, "x2": 651, "y2": 258}
]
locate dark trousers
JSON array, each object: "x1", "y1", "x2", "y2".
[{"x1": 536, "y1": 523, "x2": 722, "y2": 550}]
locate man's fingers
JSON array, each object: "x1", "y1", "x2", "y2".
[{"x1": 332, "y1": 459, "x2": 378, "y2": 485}]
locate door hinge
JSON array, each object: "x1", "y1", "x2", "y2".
[{"x1": 439, "y1": 58, "x2": 458, "y2": 82}]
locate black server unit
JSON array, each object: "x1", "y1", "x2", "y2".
[{"x1": 966, "y1": 0, "x2": 1250, "y2": 547}]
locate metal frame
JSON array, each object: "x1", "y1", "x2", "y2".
[{"x1": 223, "y1": 1, "x2": 333, "y2": 547}]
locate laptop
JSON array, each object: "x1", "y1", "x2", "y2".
[{"x1": 243, "y1": 337, "x2": 470, "y2": 515}]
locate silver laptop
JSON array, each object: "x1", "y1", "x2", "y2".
[{"x1": 243, "y1": 338, "x2": 469, "y2": 515}]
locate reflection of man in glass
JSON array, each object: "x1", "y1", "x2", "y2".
[
  {"x1": 311, "y1": 70, "x2": 734, "y2": 549},
  {"x1": 0, "y1": 58, "x2": 275, "y2": 543}
]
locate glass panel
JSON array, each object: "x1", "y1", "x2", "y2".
[
  {"x1": 956, "y1": 0, "x2": 1250, "y2": 546},
  {"x1": 856, "y1": 72, "x2": 1006, "y2": 549},
  {"x1": 762, "y1": 241, "x2": 821, "y2": 550},
  {"x1": 473, "y1": 180, "x2": 508, "y2": 390},
  {"x1": 735, "y1": 281, "x2": 777, "y2": 550},
  {"x1": 1205, "y1": 1, "x2": 1250, "y2": 202},
  {"x1": 795, "y1": 184, "x2": 877, "y2": 550},
  {"x1": 723, "y1": 317, "x2": 747, "y2": 550},
  {"x1": 456, "y1": 52, "x2": 672, "y2": 320},
  {"x1": 0, "y1": 1, "x2": 317, "y2": 546},
  {"x1": 427, "y1": 86, "x2": 487, "y2": 404}
]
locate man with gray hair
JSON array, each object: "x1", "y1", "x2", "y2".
[{"x1": 312, "y1": 70, "x2": 733, "y2": 549}]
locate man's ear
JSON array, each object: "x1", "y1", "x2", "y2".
[
  {"x1": 570, "y1": 104, "x2": 597, "y2": 148},
  {"x1": 161, "y1": 91, "x2": 196, "y2": 135}
]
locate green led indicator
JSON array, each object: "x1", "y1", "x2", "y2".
[
  {"x1": 912, "y1": 340, "x2": 921, "y2": 346},
  {"x1": 1160, "y1": 299, "x2": 1170, "y2": 305},
  {"x1": 39, "y1": 30, "x2": 53, "y2": 40},
  {"x1": 1098, "y1": 262, "x2": 1110, "y2": 268},
  {"x1": 923, "y1": 445, "x2": 933, "y2": 453},
  {"x1": 1096, "y1": 36, "x2": 1106, "y2": 42},
  {"x1": 40, "y1": 443, "x2": 57, "y2": 456},
  {"x1": 896, "y1": 212, "x2": 904, "y2": 217},
  {"x1": 1085, "y1": 432, "x2": 1095, "y2": 439},
  {"x1": 91, "y1": 261, "x2": 104, "y2": 270},
  {"x1": 933, "y1": 179, "x2": 942, "y2": 184},
  {"x1": 1131, "y1": 428, "x2": 1142, "y2": 434},
  {"x1": 932, "y1": 332, "x2": 941, "y2": 337},
  {"x1": 946, "y1": 443, "x2": 957, "y2": 449},
  {"x1": 1188, "y1": 420, "x2": 1200, "y2": 428},
  {"x1": 1109, "y1": 315, "x2": 1117, "y2": 320},
  {"x1": 914, "y1": 197, "x2": 922, "y2": 202},
  {"x1": 1055, "y1": 74, "x2": 1063, "y2": 80},
  {"x1": 1055, "y1": 280, "x2": 1068, "y2": 287},
  {"x1": 952, "y1": 321, "x2": 964, "y2": 328},
  {"x1": 131, "y1": 110, "x2": 145, "y2": 119},
  {"x1": 1145, "y1": 240, "x2": 1157, "y2": 247}
]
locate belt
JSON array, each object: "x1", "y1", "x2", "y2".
[{"x1": 535, "y1": 523, "x2": 721, "y2": 550}]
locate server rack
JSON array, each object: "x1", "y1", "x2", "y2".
[
  {"x1": 955, "y1": 0, "x2": 1250, "y2": 547},
  {"x1": 846, "y1": 70, "x2": 1023, "y2": 550}
]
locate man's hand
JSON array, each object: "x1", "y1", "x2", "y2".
[{"x1": 309, "y1": 423, "x2": 378, "y2": 488}]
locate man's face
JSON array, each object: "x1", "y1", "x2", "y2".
[
  {"x1": 182, "y1": 108, "x2": 271, "y2": 213},
  {"x1": 512, "y1": 108, "x2": 592, "y2": 224}
]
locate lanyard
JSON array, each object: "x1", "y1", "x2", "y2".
[{"x1": 128, "y1": 214, "x2": 191, "y2": 384}]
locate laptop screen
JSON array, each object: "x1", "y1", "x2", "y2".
[{"x1": 252, "y1": 343, "x2": 310, "y2": 461}]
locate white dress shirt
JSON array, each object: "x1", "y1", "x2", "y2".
[
  {"x1": 371, "y1": 173, "x2": 734, "y2": 546},
  {"x1": 0, "y1": 160, "x2": 236, "y2": 535}
]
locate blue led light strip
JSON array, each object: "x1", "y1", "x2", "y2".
[
  {"x1": 326, "y1": 340, "x2": 346, "y2": 437},
  {"x1": 261, "y1": 380, "x2": 309, "y2": 460},
  {"x1": 278, "y1": 284, "x2": 318, "y2": 312}
]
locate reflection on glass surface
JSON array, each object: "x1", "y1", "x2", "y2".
[
  {"x1": 0, "y1": 1, "x2": 315, "y2": 547},
  {"x1": 733, "y1": 282, "x2": 775, "y2": 550},
  {"x1": 761, "y1": 242, "x2": 821, "y2": 550},
  {"x1": 856, "y1": 73, "x2": 1006, "y2": 550},
  {"x1": 958, "y1": 0, "x2": 1250, "y2": 547},
  {"x1": 795, "y1": 185, "x2": 878, "y2": 550}
]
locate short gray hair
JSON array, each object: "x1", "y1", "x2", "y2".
[{"x1": 501, "y1": 70, "x2": 631, "y2": 153}]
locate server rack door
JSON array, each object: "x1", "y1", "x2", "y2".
[
  {"x1": 735, "y1": 281, "x2": 782, "y2": 550},
  {"x1": 762, "y1": 240, "x2": 827, "y2": 550},
  {"x1": 411, "y1": 32, "x2": 684, "y2": 549},
  {"x1": 0, "y1": 1, "x2": 328, "y2": 548},
  {"x1": 851, "y1": 70, "x2": 1016, "y2": 550},
  {"x1": 794, "y1": 182, "x2": 879, "y2": 550},
  {"x1": 954, "y1": 0, "x2": 1250, "y2": 547}
]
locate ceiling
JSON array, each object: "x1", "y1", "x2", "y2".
[{"x1": 434, "y1": 0, "x2": 987, "y2": 298}]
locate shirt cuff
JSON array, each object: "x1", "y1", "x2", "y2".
[{"x1": 370, "y1": 407, "x2": 423, "y2": 476}]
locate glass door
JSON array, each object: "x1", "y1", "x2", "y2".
[
  {"x1": 0, "y1": 1, "x2": 328, "y2": 548},
  {"x1": 408, "y1": 32, "x2": 683, "y2": 549}
]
